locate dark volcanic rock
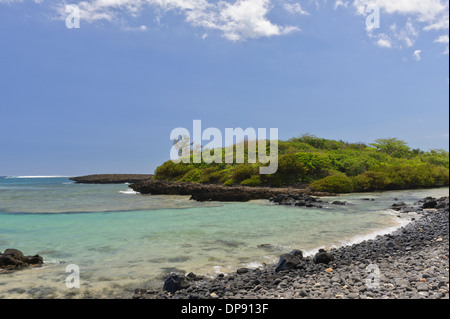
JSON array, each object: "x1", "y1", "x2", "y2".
[
  {"x1": 130, "y1": 179, "x2": 334, "y2": 202},
  {"x1": 275, "y1": 250, "x2": 304, "y2": 272},
  {"x1": 313, "y1": 249, "x2": 335, "y2": 265},
  {"x1": 0, "y1": 249, "x2": 44, "y2": 271},
  {"x1": 270, "y1": 194, "x2": 326, "y2": 208},
  {"x1": 163, "y1": 274, "x2": 190, "y2": 293},
  {"x1": 332, "y1": 201, "x2": 347, "y2": 205},
  {"x1": 422, "y1": 199, "x2": 438, "y2": 209},
  {"x1": 390, "y1": 202, "x2": 408, "y2": 211}
]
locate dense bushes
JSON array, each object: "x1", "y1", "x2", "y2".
[
  {"x1": 310, "y1": 174, "x2": 355, "y2": 193},
  {"x1": 153, "y1": 134, "x2": 449, "y2": 193}
]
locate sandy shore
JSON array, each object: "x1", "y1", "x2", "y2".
[{"x1": 132, "y1": 196, "x2": 449, "y2": 299}]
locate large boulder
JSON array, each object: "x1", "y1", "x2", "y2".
[
  {"x1": 275, "y1": 250, "x2": 304, "y2": 272},
  {"x1": 422, "y1": 199, "x2": 438, "y2": 209},
  {"x1": 313, "y1": 249, "x2": 335, "y2": 265}
]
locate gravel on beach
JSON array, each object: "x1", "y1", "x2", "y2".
[{"x1": 132, "y1": 196, "x2": 449, "y2": 300}]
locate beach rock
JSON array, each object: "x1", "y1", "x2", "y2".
[
  {"x1": 163, "y1": 274, "x2": 190, "y2": 293},
  {"x1": 237, "y1": 268, "x2": 249, "y2": 275},
  {"x1": 332, "y1": 201, "x2": 347, "y2": 205},
  {"x1": 275, "y1": 252, "x2": 303, "y2": 272},
  {"x1": 313, "y1": 249, "x2": 335, "y2": 265},
  {"x1": 289, "y1": 249, "x2": 304, "y2": 259},
  {"x1": 22, "y1": 255, "x2": 44, "y2": 265},
  {"x1": 271, "y1": 194, "x2": 326, "y2": 208},
  {"x1": 422, "y1": 199, "x2": 438, "y2": 209},
  {"x1": 390, "y1": 202, "x2": 407, "y2": 211},
  {"x1": 0, "y1": 249, "x2": 43, "y2": 271}
]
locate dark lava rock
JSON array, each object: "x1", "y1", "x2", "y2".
[
  {"x1": 289, "y1": 249, "x2": 304, "y2": 259},
  {"x1": 275, "y1": 250, "x2": 304, "y2": 272},
  {"x1": 270, "y1": 194, "x2": 326, "y2": 208},
  {"x1": 237, "y1": 268, "x2": 249, "y2": 275},
  {"x1": 130, "y1": 180, "x2": 334, "y2": 203},
  {"x1": 0, "y1": 249, "x2": 44, "y2": 271},
  {"x1": 390, "y1": 202, "x2": 407, "y2": 211},
  {"x1": 332, "y1": 201, "x2": 347, "y2": 205},
  {"x1": 422, "y1": 200, "x2": 438, "y2": 209},
  {"x1": 313, "y1": 249, "x2": 335, "y2": 265},
  {"x1": 163, "y1": 274, "x2": 190, "y2": 293}
]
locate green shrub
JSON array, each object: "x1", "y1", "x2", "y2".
[
  {"x1": 231, "y1": 165, "x2": 257, "y2": 183},
  {"x1": 199, "y1": 170, "x2": 228, "y2": 184},
  {"x1": 352, "y1": 171, "x2": 391, "y2": 191},
  {"x1": 310, "y1": 174, "x2": 354, "y2": 193},
  {"x1": 240, "y1": 175, "x2": 262, "y2": 186},
  {"x1": 180, "y1": 168, "x2": 201, "y2": 182},
  {"x1": 154, "y1": 161, "x2": 193, "y2": 180},
  {"x1": 223, "y1": 179, "x2": 237, "y2": 186}
]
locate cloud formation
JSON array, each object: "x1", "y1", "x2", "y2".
[
  {"x1": 2, "y1": 0, "x2": 449, "y2": 49},
  {"x1": 353, "y1": 0, "x2": 449, "y2": 52},
  {"x1": 54, "y1": 0, "x2": 300, "y2": 41}
]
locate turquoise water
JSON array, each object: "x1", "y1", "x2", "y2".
[{"x1": 0, "y1": 177, "x2": 448, "y2": 298}]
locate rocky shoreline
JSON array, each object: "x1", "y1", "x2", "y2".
[
  {"x1": 70, "y1": 174, "x2": 154, "y2": 184},
  {"x1": 129, "y1": 179, "x2": 335, "y2": 202},
  {"x1": 131, "y1": 196, "x2": 449, "y2": 299}
]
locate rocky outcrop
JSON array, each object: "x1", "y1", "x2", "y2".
[
  {"x1": 129, "y1": 179, "x2": 335, "y2": 202},
  {"x1": 70, "y1": 174, "x2": 154, "y2": 184},
  {"x1": 270, "y1": 194, "x2": 325, "y2": 208},
  {"x1": 0, "y1": 249, "x2": 43, "y2": 272}
]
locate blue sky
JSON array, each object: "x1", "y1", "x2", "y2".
[{"x1": 0, "y1": 0, "x2": 449, "y2": 175}]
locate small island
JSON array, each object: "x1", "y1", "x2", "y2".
[{"x1": 70, "y1": 174, "x2": 153, "y2": 184}]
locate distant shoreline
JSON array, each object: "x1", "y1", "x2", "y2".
[{"x1": 69, "y1": 174, "x2": 154, "y2": 184}]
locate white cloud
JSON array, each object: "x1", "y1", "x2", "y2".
[
  {"x1": 412, "y1": 49, "x2": 422, "y2": 61},
  {"x1": 353, "y1": 0, "x2": 449, "y2": 50},
  {"x1": 334, "y1": 0, "x2": 348, "y2": 9},
  {"x1": 353, "y1": 0, "x2": 448, "y2": 26},
  {"x1": 434, "y1": 34, "x2": 449, "y2": 43},
  {"x1": 375, "y1": 34, "x2": 392, "y2": 48},
  {"x1": 434, "y1": 34, "x2": 449, "y2": 54},
  {"x1": 54, "y1": 0, "x2": 300, "y2": 41},
  {"x1": 283, "y1": 1, "x2": 310, "y2": 15}
]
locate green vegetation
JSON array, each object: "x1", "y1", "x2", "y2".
[{"x1": 154, "y1": 135, "x2": 449, "y2": 193}]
